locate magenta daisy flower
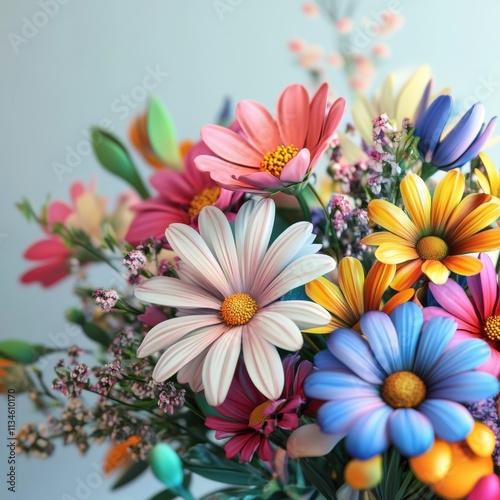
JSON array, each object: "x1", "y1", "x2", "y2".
[
  {"x1": 195, "y1": 83, "x2": 345, "y2": 194},
  {"x1": 424, "y1": 253, "x2": 500, "y2": 377},
  {"x1": 125, "y1": 141, "x2": 242, "y2": 246},
  {"x1": 205, "y1": 355, "x2": 312, "y2": 462},
  {"x1": 135, "y1": 198, "x2": 334, "y2": 405}
]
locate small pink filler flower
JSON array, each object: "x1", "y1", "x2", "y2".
[{"x1": 195, "y1": 83, "x2": 345, "y2": 194}]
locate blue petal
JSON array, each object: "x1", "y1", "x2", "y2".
[
  {"x1": 360, "y1": 311, "x2": 402, "y2": 374},
  {"x1": 388, "y1": 409, "x2": 434, "y2": 457},
  {"x1": 314, "y1": 349, "x2": 349, "y2": 372},
  {"x1": 413, "y1": 316, "x2": 456, "y2": 378},
  {"x1": 426, "y1": 339, "x2": 492, "y2": 385},
  {"x1": 432, "y1": 103, "x2": 484, "y2": 167},
  {"x1": 418, "y1": 399, "x2": 473, "y2": 441},
  {"x1": 413, "y1": 79, "x2": 433, "y2": 127},
  {"x1": 345, "y1": 405, "x2": 392, "y2": 459},
  {"x1": 327, "y1": 328, "x2": 385, "y2": 384},
  {"x1": 390, "y1": 302, "x2": 423, "y2": 371},
  {"x1": 415, "y1": 95, "x2": 453, "y2": 162},
  {"x1": 304, "y1": 371, "x2": 379, "y2": 401},
  {"x1": 428, "y1": 371, "x2": 500, "y2": 401},
  {"x1": 442, "y1": 116, "x2": 498, "y2": 170},
  {"x1": 317, "y1": 397, "x2": 384, "y2": 435}
]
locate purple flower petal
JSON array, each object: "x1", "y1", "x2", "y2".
[{"x1": 304, "y1": 371, "x2": 379, "y2": 401}]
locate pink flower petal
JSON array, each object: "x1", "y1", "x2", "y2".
[
  {"x1": 177, "y1": 349, "x2": 208, "y2": 392},
  {"x1": 242, "y1": 329, "x2": 284, "y2": 400},
  {"x1": 264, "y1": 300, "x2": 332, "y2": 329},
  {"x1": 202, "y1": 326, "x2": 243, "y2": 405},
  {"x1": 305, "y1": 82, "x2": 329, "y2": 150},
  {"x1": 152, "y1": 324, "x2": 227, "y2": 382},
  {"x1": 135, "y1": 276, "x2": 222, "y2": 309},
  {"x1": 20, "y1": 259, "x2": 69, "y2": 288},
  {"x1": 23, "y1": 238, "x2": 70, "y2": 260},
  {"x1": 47, "y1": 201, "x2": 72, "y2": 226},
  {"x1": 279, "y1": 149, "x2": 311, "y2": 184},
  {"x1": 201, "y1": 124, "x2": 262, "y2": 166},
  {"x1": 467, "y1": 253, "x2": 498, "y2": 320},
  {"x1": 236, "y1": 100, "x2": 281, "y2": 154},
  {"x1": 235, "y1": 172, "x2": 283, "y2": 189},
  {"x1": 137, "y1": 306, "x2": 168, "y2": 327},
  {"x1": 287, "y1": 423, "x2": 343, "y2": 458},
  {"x1": 277, "y1": 84, "x2": 309, "y2": 147},
  {"x1": 137, "y1": 314, "x2": 223, "y2": 357}
]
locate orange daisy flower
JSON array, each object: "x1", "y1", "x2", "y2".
[
  {"x1": 362, "y1": 171, "x2": 500, "y2": 290},
  {"x1": 305, "y1": 257, "x2": 414, "y2": 333}
]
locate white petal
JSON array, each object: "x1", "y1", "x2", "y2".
[
  {"x1": 236, "y1": 199, "x2": 275, "y2": 291},
  {"x1": 287, "y1": 424, "x2": 343, "y2": 458},
  {"x1": 177, "y1": 349, "x2": 208, "y2": 392},
  {"x1": 166, "y1": 223, "x2": 231, "y2": 297},
  {"x1": 250, "y1": 311, "x2": 303, "y2": 351},
  {"x1": 137, "y1": 314, "x2": 223, "y2": 357},
  {"x1": 258, "y1": 254, "x2": 336, "y2": 306},
  {"x1": 135, "y1": 276, "x2": 222, "y2": 309},
  {"x1": 242, "y1": 328, "x2": 284, "y2": 400},
  {"x1": 199, "y1": 206, "x2": 241, "y2": 292},
  {"x1": 152, "y1": 324, "x2": 227, "y2": 382},
  {"x1": 202, "y1": 326, "x2": 243, "y2": 405},
  {"x1": 264, "y1": 301, "x2": 331, "y2": 329},
  {"x1": 251, "y1": 221, "x2": 316, "y2": 296}
]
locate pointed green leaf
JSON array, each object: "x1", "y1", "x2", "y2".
[
  {"x1": 147, "y1": 96, "x2": 182, "y2": 170},
  {"x1": 91, "y1": 128, "x2": 150, "y2": 199},
  {"x1": 0, "y1": 340, "x2": 52, "y2": 364},
  {"x1": 112, "y1": 460, "x2": 148, "y2": 490}
]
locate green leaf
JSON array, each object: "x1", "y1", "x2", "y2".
[
  {"x1": 0, "y1": 340, "x2": 52, "y2": 364},
  {"x1": 81, "y1": 323, "x2": 112, "y2": 347},
  {"x1": 183, "y1": 445, "x2": 267, "y2": 486},
  {"x1": 147, "y1": 96, "x2": 182, "y2": 170},
  {"x1": 91, "y1": 128, "x2": 150, "y2": 199},
  {"x1": 299, "y1": 458, "x2": 336, "y2": 499},
  {"x1": 112, "y1": 460, "x2": 148, "y2": 490},
  {"x1": 148, "y1": 490, "x2": 179, "y2": 500}
]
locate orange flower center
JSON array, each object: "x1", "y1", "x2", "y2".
[
  {"x1": 220, "y1": 293, "x2": 258, "y2": 326},
  {"x1": 248, "y1": 400, "x2": 272, "y2": 426},
  {"x1": 188, "y1": 187, "x2": 221, "y2": 217},
  {"x1": 261, "y1": 144, "x2": 299, "y2": 178},
  {"x1": 416, "y1": 236, "x2": 449, "y2": 261},
  {"x1": 484, "y1": 315, "x2": 500, "y2": 342},
  {"x1": 381, "y1": 371, "x2": 426, "y2": 408}
]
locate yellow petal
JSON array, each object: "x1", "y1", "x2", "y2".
[
  {"x1": 395, "y1": 65, "x2": 431, "y2": 125},
  {"x1": 391, "y1": 260, "x2": 424, "y2": 291},
  {"x1": 338, "y1": 133, "x2": 368, "y2": 163},
  {"x1": 479, "y1": 152, "x2": 500, "y2": 196},
  {"x1": 368, "y1": 200, "x2": 419, "y2": 242},
  {"x1": 382, "y1": 288, "x2": 415, "y2": 315},
  {"x1": 364, "y1": 261, "x2": 396, "y2": 311},
  {"x1": 338, "y1": 258, "x2": 365, "y2": 319},
  {"x1": 375, "y1": 244, "x2": 419, "y2": 264},
  {"x1": 352, "y1": 93, "x2": 378, "y2": 144},
  {"x1": 448, "y1": 202, "x2": 500, "y2": 244},
  {"x1": 305, "y1": 277, "x2": 356, "y2": 326},
  {"x1": 454, "y1": 227, "x2": 500, "y2": 254},
  {"x1": 400, "y1": 173, "x2": 431, "y2": 231},
  {"x1": 475, "y1": 168, "x2": 493, "y2": 195},
  {"x1": 466, "y1": 422, "x2": 496, "y2": 457},
  {"x1": 379, "y1": 74, "x2": 396, "y2": 120},
  {"x1": 430, "y1": 170, "x2": 465, "y2": 233},
  {"x1": 409, "y1": 439, "x2": 452, "y2": 484},
  {"x1": 442, "y1": 255, "x2": 483, "y2": 276},
  {"x1": 444, "y1": 193, "x2": 492, "y2": 238},
  {"x1": 421, "y1": 260, "x2": 450, "y2": 284},
  {"x1": 362, "y1": 231, "x2": 415, "y2": 248},
  {"x1": 345, "y1": 455, "x2": 382, "y2": 490}
]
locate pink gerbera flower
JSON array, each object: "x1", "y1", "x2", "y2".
[
  {"x1": 135, "y1": 198, "x2": 334, "y2": 405},
  {"x1": 125, "y1": 141, "x2": 242, "y2": 246},
  {"x1": 205, "y1": 355, "x2": 312, "y2": 462},
  {"x1": 195, "y1": 83, "x2": 346, "y2": 194},
  {"x1": 424, "y1": 253, "x2": 500, "y2": 377}
]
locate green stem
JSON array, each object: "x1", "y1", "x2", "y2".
[
  {"x1": 295, "y1": 190, "x2": 312, "y2": 222},
  {"x1": 174, "y1": 485, "x2": 195, "y2": 500}
]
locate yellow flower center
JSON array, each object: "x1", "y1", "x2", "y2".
[
  {"x1": 416, "y1": 236, "x2": 449, "y2": 261},
  {"x1": 220, "y1": 293, "x2": 258, "y2": 326},
  {"x1": 261, "y1": 144, "x2": 299, "y2": 178},
  {"x1": 248, "y1": 400, "x2": 272, "y2": 426},
  {"x1": 187, "y1": 187, "x2": 221, "y2": 217},
  {"x1": 484, "y1": 315, "x2": 500, "y2": 342},
  {"x1": 381, "y1": 371, "x2": 427, "y2": 408}
]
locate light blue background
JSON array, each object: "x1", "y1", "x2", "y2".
[{"x1": 2, "y1": 1, "x2": 500, "y2": 498}]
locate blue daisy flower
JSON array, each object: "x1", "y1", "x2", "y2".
[
  {"x1": 304, "y1": 302, "x2": 500, "y2": 459},
  {"x1": 414, "y1": 95, "x2": 497, "y2": 171}
]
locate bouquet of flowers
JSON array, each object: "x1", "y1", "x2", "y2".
[{"x1": 7, "y1": 3, "x2": 500, "y2": 500}]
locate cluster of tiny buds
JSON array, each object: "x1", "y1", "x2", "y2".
[
  {"x1": 123, "y1": 250, "x2": 147, "y2": 284},
  {"x1": 156, "y1": 381, "x2": 186, "y2": 415},
  {"x1": 16, "y1": 423, "x2": 54, "y2": 458},
  {"x1": 93, "y1": 288, "x2": 119, "y2": 313},
  {"x1": 52, "y1": 363, "x2": 90, "y2": 398}
]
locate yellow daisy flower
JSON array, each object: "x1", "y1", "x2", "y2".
[
  {"x1": 305, "y1": 257, "x2": 414, "y2": 333},
  {"x1": 476, "y1": 152, "x2": 500, "y2": 197},
  {"x1": 362, "y1": 171, "x2": 500, "y2": 290}
]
